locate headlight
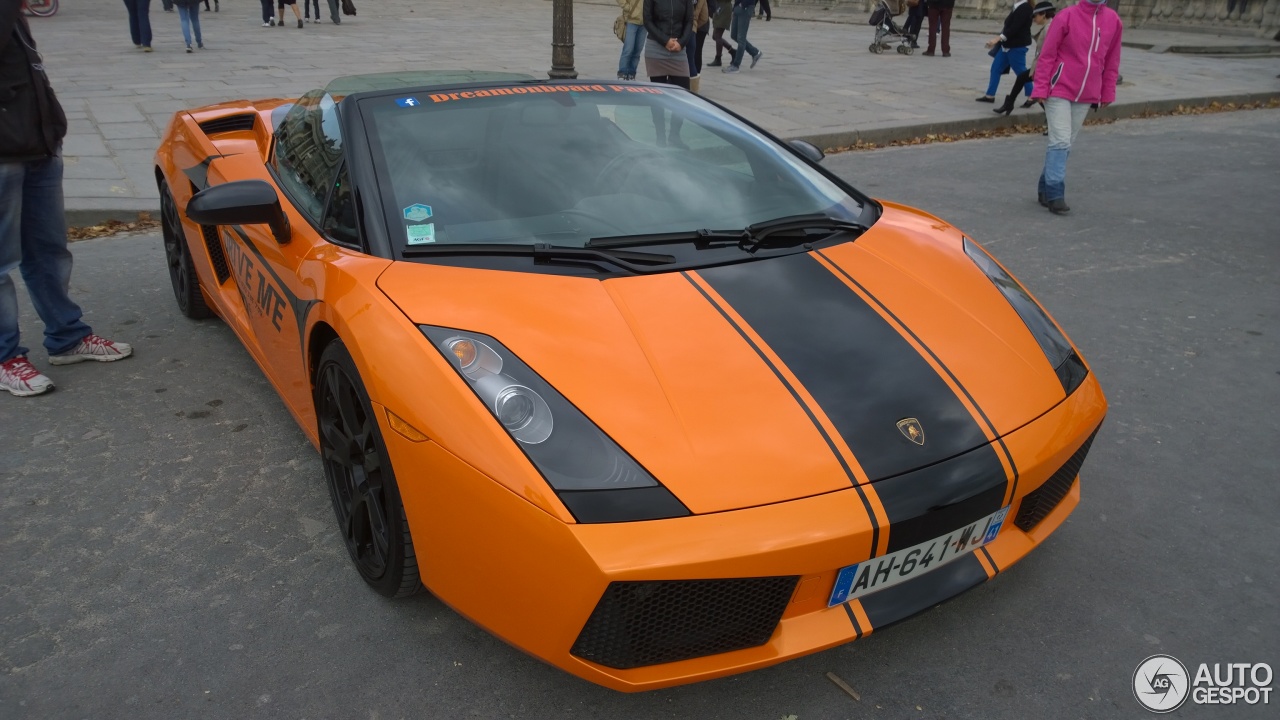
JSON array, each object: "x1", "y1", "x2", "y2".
[
  {"x1": 963, "y1": 237, "x2": 1088, "y2": 395},
  {"x1": 422, "y1": 326, "x2": 690, "y2": 523}
]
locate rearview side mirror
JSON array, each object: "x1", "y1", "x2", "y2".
[
  {"x1": 186, "y1": 180, "x2": 292, "y2": 246},
  {"x1": 787, "y1": 139, "x2": 825, "y2": 164}
]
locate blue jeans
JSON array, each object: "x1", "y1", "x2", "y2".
[
  {"x1": 1038, "y1": 97, "x2": 1090, "y2": 201},
  {"x1": 730, "y1": 7, "x2": 758, "y2": 68},
  {"x1": 123, "y1": 0, "x2": 153, "y2": 47},
  {"x1": 259, "y1": 0, "x2": 274, "y2": 22},
  {"x1": 178, "y1": 5, "x2": 202, "y2": 46},
  {"x1": 986, "y1": 46, "x2": 1029, "y2": 97},
  {"x1": 0, "y1": 156, "x2": 92, "y2": 363},
  {"x1": 618, "y1": 23, "x2": 647, "y2": 78}
]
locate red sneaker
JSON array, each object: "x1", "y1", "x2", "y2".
[
  {"x1": 48, "y1": 334, "x2": 134, "y2": 365},
  {"x1": 1, "y1": 356, "x2": 54, "y2": 396}
]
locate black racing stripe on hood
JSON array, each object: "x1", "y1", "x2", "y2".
[
  {"x1": 870, "y1": 444, "x2": 1007, "y2": 554},
  {"x1": 697, "y1": 253, "x2": 990, "y2": 481},
  {"x1": 815, "y1": 248, "x2": 1020, "y2": 502},
  {"x1": 682, "y1": 272, "x2": 880, "y2": 557},
  {"x1": 859, "y1": 552, "x2": 989, "y2": 629}
]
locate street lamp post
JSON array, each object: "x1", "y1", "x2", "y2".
[{"x1": 549, "y1": 0, "x2": 578, "y2": 79}]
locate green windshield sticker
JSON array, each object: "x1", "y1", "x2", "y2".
[{"x1": 406, "y1": 223, "x2": 436, "y2": 245}]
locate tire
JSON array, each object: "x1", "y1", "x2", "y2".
[
  {"x1": 315, "y1": 340, "x2": 423, "y2": 599},
  {"x1": 869, "y1": 43, "x2": 881, "y2": 54},
  {"x1": 160, "y1": 181, "x2": 214, "y2": 320},
  {"x1": 897, "y1": 44, "x2": 909, "y2": 55}
]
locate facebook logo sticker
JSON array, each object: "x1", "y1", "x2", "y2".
[{"x1": 396, "y1": 97, "x2": 420, "y2": 108}]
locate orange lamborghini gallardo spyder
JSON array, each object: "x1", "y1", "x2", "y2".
[{"x1": 154, "y1": 72, "x2": 1106, "y2": 691}]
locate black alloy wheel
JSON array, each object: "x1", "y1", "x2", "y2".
[
  {"x1": 159, "y1": 182, "x2": 213, "y2": 319},
  {"x1": 315, "y1": 340, "x2": 422, "y2": 598}
]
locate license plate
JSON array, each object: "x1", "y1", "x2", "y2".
[{"x1": 827, "y1": 507, "x2": 1010, "y2": 606}]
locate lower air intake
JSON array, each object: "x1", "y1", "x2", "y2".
[
  {"x1": 571, "y1": 576, "x2": 799, "y2": 669},
  {"x1": 1014, "y1": 427, "x2": 1099, "y2": 531}
]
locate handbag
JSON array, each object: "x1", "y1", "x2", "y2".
[
  {"x1": 614, "y1": 14, "x2": 627, "y2": 42},
  {"x1": 987, "y1": 43, "x2": 1002, "y2": 58},
  {"x1": 341, "y1": 0, "x2": 356, "y2": 16}
]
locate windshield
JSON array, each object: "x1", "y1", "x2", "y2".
[{"x1": 361, "y1": 83, "x2": 865, "y2": 254}]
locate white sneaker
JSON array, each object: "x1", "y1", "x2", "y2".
[
  {"x1": 48, "y1": 334, "x2": 133, "y2": 365},
  {"x1": 1, "y1": 356, "x2": 54, "y2": 397},
  {"x1": 262, "y1": 21, "x2": 271, "y2": 27}
]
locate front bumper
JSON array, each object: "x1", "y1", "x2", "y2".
[{"x1": 384, "y1": 373, "x2": 1106, "y2": 692}]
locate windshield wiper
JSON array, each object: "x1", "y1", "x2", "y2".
[
  {"x1": 401, "y1": 242, "x2": 676, "y2": 272},
  {"x1": 588, "y1": 213, "x2": 864, "y2": 253},
  {"x1": 587, "y1": 229, "x2": 745, "y2": 250},
  {"x1": 742, "y1": 213, "x2": 865, "y2": 250}
]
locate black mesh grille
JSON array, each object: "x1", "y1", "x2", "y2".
[
  {"x1": 571, "y1": 576, "x2": 799, "y2": 669},
  {"x1": 199, "y1": 114, "x2": 256, "y2": 135},
  {"x1": 201, "y1": 224, "x2": 230, "y2": 284},
  {"x1": 1014, "y1": 428, "x2": 1099, "y2": 531}
]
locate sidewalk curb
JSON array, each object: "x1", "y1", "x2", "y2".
[
  {"x1": 64, "y1": 92, "x2": 1280, "y2": 227},
  {"x1": 796, "y1": 91, "x2": 1280, "y2": 152}
]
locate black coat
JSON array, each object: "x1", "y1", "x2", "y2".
[
  {"x1": 0, "y1": 6, "x2": 67, "y2": 162},
  {"x1": 999, "y1": 2, "x2": 1034, "y2": 49},
  {"x1": 644, "y1": 0, "x2": 694, "y2": 45}
]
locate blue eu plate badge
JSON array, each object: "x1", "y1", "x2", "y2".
[{"x1": 827, "y1": 506, "x2": 1010, "y2": 606}]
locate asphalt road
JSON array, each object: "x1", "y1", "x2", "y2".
[{"x1": 2, "y1": 109, "x2": 1277, "y2": 720}]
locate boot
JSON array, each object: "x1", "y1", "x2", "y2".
[
  {"x1": 1047, "y1": 198, "x2": 1070, "y2": 214},
  {"x1": 993, "y1": 96, "x2": 1015, "y2": 116}
]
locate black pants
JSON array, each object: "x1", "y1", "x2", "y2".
[
  {"x1": 648, "y1": 75, "x2": 690, "y2": 90},
  {"x1": 1003, "y1": 69, "x2": 1034, "y2": 106},
  {"x1": 757, "y1": 0, "x2": 771, "y2": 19},
  {"x1": 903, "y1": 4, "x2": 925, "y2": 37}
]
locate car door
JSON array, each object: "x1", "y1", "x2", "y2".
[{"x1": 234, "y1": 89, "x2": 346, "y2": 411}]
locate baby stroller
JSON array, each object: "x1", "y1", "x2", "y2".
[{"x1": 867, "y1": 0, "x2": 915, "y2": 55}]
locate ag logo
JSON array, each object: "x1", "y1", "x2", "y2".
[{"x1": 1134, "y1": 654, "x2": 1190, "y2": 713}]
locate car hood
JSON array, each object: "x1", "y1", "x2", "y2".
[{"x1": 376, "y1": 206, "x2": 1068, "y2": 515}]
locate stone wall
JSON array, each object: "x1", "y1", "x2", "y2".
[{"x1": 786, "y1": 0, "x2": 1280, "y2": 38}]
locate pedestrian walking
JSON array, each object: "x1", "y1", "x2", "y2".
[
  {"x1": 122, "y1": 0, "x2": 154, "y2": 52},
  {"x1": 1, "y1": 6, "x2": 134, "y2": 397},
  {"x1": 617, "y1": 0, "x2": 646, "y2": 80},
  {"x1": 173, "y1": 0, "x2": 204, "y2": 52},
  {"x1": 923, "y1": 0, "x2": 953, "y2": 56},
  {"x1": 977, "y1": 0, "x2": 1034, "y2": 103},
  {"x1": 325, "y1": 0, "x2": 343, "y2": 24},
  {"x1": 201, "y1": 0, "x2": 219, "y2": 11},
  {"x1": 995, "y1": 1, "x2": 1055, "y2": 115},
  {"x1": 643, "y1": 0, "x2": 694, "y2": 89},
  {"x1": 277, "y1": 0, "x2": 304, "y2": 28},
  {"x1": 259, "y1": 0, "x2": 276, "y2": 26},
  {"x1": 1029, "y1": 0, "x2": 1122, "y2": 214},
  {"x1": 723, "y1": 0, "x2": 763, "y2": 74},
  {"x1": 707, "y1": 0, "x2": 736, "y2": 66},
  {"x1": 303, "y1": 0, "x2": 320, "y2": 22},
  {"x1": 756, "y1": 0, "x2": 771, "y2": 21}
]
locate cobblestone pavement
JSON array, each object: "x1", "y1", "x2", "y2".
[{"x1": 20, "y1": 0, "x2": 1280, "y2": 219}]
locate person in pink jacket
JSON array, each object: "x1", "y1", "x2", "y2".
[{"x1": 1029, "y1": 0, "x2": 1122, "y2": 214}]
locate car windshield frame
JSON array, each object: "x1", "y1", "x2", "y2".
[{"x1": 348, "y1": 80, "x2": 879, "y2": 272}]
